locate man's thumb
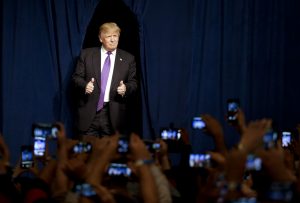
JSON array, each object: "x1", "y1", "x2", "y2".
[
  {"x1": 120, "y1": 80, "x2": 124, "y2": 85},
  {"x1": 91, "y1": 78, "x2": 95, "y2": 83}
]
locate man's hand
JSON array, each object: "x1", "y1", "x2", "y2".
[
  {"x1": 117, "y1": 80, "x2": 126, "y2": 97},
  {"x1": 129, "y1": 133, "x2": 152, "y2": 161},
  {"x1": 85, "y1": 78, "x2": 95, "y2": 94},
  {"x1": 0, "y1": 135, "x2": 10, "y2": 174},
  {"x1": 202, "y1": 114, "x2": 224, "y2": 138},
  {"x1": 239, "y1": 119, "x2": 271, "y2": 153}
]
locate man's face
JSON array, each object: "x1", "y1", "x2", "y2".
[{"x1": 99, "y1": 29, "x2": 119, "y2": 51}]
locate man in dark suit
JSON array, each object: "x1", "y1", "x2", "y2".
[{"x1": 72, "y1": 22, "x2": 137, "y2": 137}]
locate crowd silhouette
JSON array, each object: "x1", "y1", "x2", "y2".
[{"x1": 1, "y1": 108, "x2": 300, "y2": 202}]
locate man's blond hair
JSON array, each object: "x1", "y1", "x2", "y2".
[{"x1": 99, "y1": 22, "x2": 121, "y2": 35}]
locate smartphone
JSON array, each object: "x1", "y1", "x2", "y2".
[
  {"x1": 245, "y1": 154, "x2": 262, "y2": 171},
  {"x1": 33, "y1": 133, "x2": 46, "y2": 157},
  {"x1": 230, "y1": 197, "x2": 257, "y2": 203},
  {"x1": 107, "y1": 163, "x2": 132, "y2": 177},
  {"x1": 263, "y1": 129, "x2": 278, "y2": 149},
  {"x1": 21, "y1": 145, "x2": 34, "y2": 169},
  {"x1": 281, "y1": 131, "x2": 292, "y2": 147},
  {"x1": 32, "y1": 123, "x2": 58, "y2": 139},
  {"x1": 227, "y1": 99, "x2": 240, "y2": 123},
  {"x1": 192, "y1": 117, "x2": 206, "y2": 130},
  {"x1": 267, "y1": 182, "x2": 293, "y2": 202},
  {"x1": 189, "y1": 153, "x2": 211, "y2": 168},
  {"x1": 144, "y1": 140, "x2": 161, "y2": 153},
  {"x1": 72, "y1": 142, "x2": 92, "y2": 154},
  {"x1": 117, "y1": 135, "x2": 129, "y2": 154},
  {"x1": 160, "y1": 128, "x2": 181, "y2": 140},
  {"x1": 73, "y1": 183, "x2": 96, "y2": 197}
]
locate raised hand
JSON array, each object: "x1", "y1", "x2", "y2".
[
  {"x1": 117, "y1": 80, "x2": 126, "y2": 97},
  {"x1": 0, "y1": 135, "x2": 10, "y2": 168},
  {"x1": 232, "y1": 109, "x2": 247, "y2": 135},
  {"x1": 201, "y1": 114, "x2": 227, "y2": 154},
  {"x1": 238, "y1": 119, "x2": 271, "y2": 153},
  {"x1": 85, "y1": 78, "x2": 95, "y2": 94}
]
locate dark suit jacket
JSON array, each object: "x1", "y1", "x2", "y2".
[{"x1": 72, "y1": 47, "x2": 137, "y2": 133}]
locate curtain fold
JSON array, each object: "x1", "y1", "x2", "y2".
[
  {"x1": 124, "y1": 0, "x2": 300, "y2": 150},
  {"x1": 0, "y1": 0, "x2": 3, "y2": 132},
  {"x1": 2, "y1": 0, "x2": 100, "y2": 163},
  {"x1": 2, "y1": 0, "x2": 300, "y2": 163}
]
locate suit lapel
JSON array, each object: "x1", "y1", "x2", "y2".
[
  {"x1": 110, "y1": 49, "x2": 122, "y2": 93},
  {"x1": 93, "y1": 48, "x2": 101, "y2": 89}
]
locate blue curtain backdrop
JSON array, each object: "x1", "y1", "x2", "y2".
[
  {"x1": 0, "y1": 0, "x2": 3, "y2": 132},
  {"x1": 1, "y1": 0, "x2": 300, "y2": 163},
  {"x1": 1, "y1": 0, "x2": 101, "y2": 163}
]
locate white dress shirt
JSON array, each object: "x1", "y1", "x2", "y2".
[{"x1": 100, "y1": 47, "x2": 116, "y2": 102}]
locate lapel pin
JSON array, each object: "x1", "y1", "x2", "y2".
[{"x1": 120, "y1": 58, "x2": 123, "y2": 61}]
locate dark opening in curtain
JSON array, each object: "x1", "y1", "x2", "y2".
[{"x1": 83, "y1": 0, "x2": 142, "y2": 135}]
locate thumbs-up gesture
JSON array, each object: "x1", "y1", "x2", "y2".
[
  {"x1": 117, "y1": 80, "x2": 126, "y2": 97},
  {"x1": 85, "y1": 78, "x2": 95, "y2": 94}
]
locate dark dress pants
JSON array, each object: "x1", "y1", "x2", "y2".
[{"x1": 84, "y1": 102, "x2": 113, "y2": 137}]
